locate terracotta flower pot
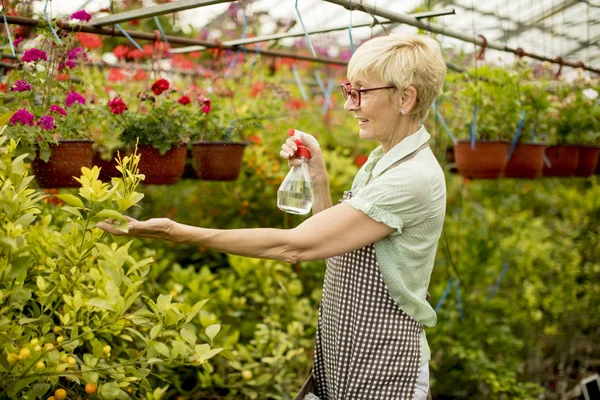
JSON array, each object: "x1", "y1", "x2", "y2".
[
  {"x1": 504, "y1": 142, "x2": 546, "y2": 179},
  {"x1": 32, "y1": 140, "x2": 94, "y2": 188},
  {"x1": 542, "y1": 145, "x2": 580, "y2": 177},
  {"x1": 574, "y1": 146, "x2": 600, "y2": 177},
  {"x1": 92, "y1": 150, "x2": 123, "y2": 183},
  {"x1": 454, "y1": 140, "x2": 510, "y2": 179},
  {"x1": 137, "y1": 145, "x2": 187, "y2": 185},
  {"x1": 191, "y1": 141, "x2": 247, "y2": 181}
]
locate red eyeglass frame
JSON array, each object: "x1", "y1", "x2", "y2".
[{"x1": 340, "y1": 82, "x2": 396, "y2": 106}]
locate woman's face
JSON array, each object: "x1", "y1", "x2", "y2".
[{"x1": 344, "y1": 73, "x2": 401, "y2": 143}]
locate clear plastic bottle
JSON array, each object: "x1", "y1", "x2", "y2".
[{"x1": 277, "y1": 129, "x2": 314, "y2": 215}]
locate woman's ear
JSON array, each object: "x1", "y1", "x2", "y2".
[{"x1": 399, "y1": 85, "x2": 418, "y2": 115}]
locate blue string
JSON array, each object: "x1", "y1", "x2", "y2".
[
  {"x1": 153, "y1": 16, "x2": 170, "y2": 51},
  {"x1": 470, "y1": 104, "x2": 477, "y2": 150},
  {"x1": 43, "y1": 0, "x2": 62, "y2": 45},
  {"x1": 434, "y1": 278, "x2": 453, "y2": 313},
  {"x1": 115, "y1": 24, "x2": 142, "y2": 50},
  {"x1": 2, "y1": 10, "x2": 15, "y2": 57},
  {"x1": 222, "y1": 118, "x2": 238, "y2": 140},
  {"x1": 507, "y1": 110, "x2": 526, "y2": 161},
  {"x1": 315, "y1": 72, "x2": 326, "y2": 93},
  {"x1": 543, "y1": 154, "x2": 552, "y2": 168},
  {"x1": 348, "y1": 1, "x2": 355, "y2": 54},
  {"x1": 294, "y1": 0, "x2": 316, "y2": 57},
  {"x1": 432, "y1": 101, "x2": 457, "y2": 144},
  {"x1": 488, "y1": 261, "x2": 509, "y2": 300},
  {"x1": 292, "y1": 65, "x2": 308, "y2": 101},
  {"x1": 322, "y1": 78, "x2": 334, "y2": 115},
  {"x1": 454, "y1": 278, "x2": 464, "y2": 319},
  {"x1": 594, "y1": 97, "x2": 600, "y2": 107},
  {"x1": 224, "y1": 10, "x2": 247, "y2": 79}
]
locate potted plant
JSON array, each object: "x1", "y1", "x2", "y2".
[
  {"x1": 503, "y1": 74, "x2": 549, "y2": 179},
  {"x1": 542, "y1": 85, "x2": 585, "y2": 177},
  {"x1": 572, "y1": 86, "x2": 600, "y2": 177},
  {"x1": 447, "y1": 66, "x2": 521, "y2": 179},
  {"x1": 1, "y1": 24, "x2": 95, "y2": 188},
  {"x1": 117, "y1": 78, "x2": 192, "y2": 184}
]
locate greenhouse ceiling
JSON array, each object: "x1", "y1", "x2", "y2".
[{"x1": 31, "y1": 0, "x2": 600, "y2": 75}]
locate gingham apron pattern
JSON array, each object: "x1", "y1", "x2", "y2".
[{"x1": 310, "y1": 190, "x2": 423, "y2": 400}]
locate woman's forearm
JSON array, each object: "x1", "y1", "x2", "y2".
[
  {"x1": 312, "y1": 178, "x2": 333, "y2": 215},
  {"x1": 169, "y1": 222, "x2": 298, "y2": 263}
]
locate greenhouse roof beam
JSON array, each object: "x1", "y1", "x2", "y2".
[
  {"x1": 323, "y1": 0, "x2": 599, "y2": 73},
  {"x1": 562, "y1": 33, "x2": 600, "y2": 57},
  {"x1": 4, "y1": 16, "x2": 346, "y2": 66},
  {"x1": 90, "y1": 0, "x2": 234, "y2": 27},
  {"x1": 169, "y1": 8, "x2": 456, "y2": 53},
  {"x1": 451, "y1": 1, "x2": 594, "y2": 50},
  {"x1": 499, "y1": 0, "x2": 583, "y2": 41}
]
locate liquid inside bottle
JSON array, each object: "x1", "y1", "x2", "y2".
[{"x1": 277, "y1": 176, "x2": 314, "y2": 215}]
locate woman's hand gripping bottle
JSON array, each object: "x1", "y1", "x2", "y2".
[{"x1": 277, "y1": 129, "x2": 314, "y2": 215}]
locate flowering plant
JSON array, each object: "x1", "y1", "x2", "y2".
[{"x1": 0, "y1": 10, "x2": 94, "y2": 161}]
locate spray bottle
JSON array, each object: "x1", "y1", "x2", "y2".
[{"x1": 277, "y1": 129, "x2": 314, "y2": 215}]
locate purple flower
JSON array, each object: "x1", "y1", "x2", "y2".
[
  {"x1": 9, "y1": 109, "x2": 35, "y2": 126},
  {"x1": 68, "y1": 47, "x2": 87, "y2": 61},
  {"x1": 10, "y1": 80, "x2": 32, "y2": 92},
  {"x1": 58, "y1": 60, "x2": 76, "y2": 70},
  {"x1": 36, "y1": 115, "x2": 56, "y2": 130},
  {"x1": 65, "y1": 92, "x2": 86, "y2": 107},
  {"x1": 21, "y1": 48, "x2": 48, "y2": 63},
  {"x1": 14, "y1": 37, "x2": 23, "y2": 47},
  {"x1": 70, "y1": 10, "x2": 92, "y2": 23},
  {"x1": 50, "y1": 104, "x2": 67, "y2": 116}
]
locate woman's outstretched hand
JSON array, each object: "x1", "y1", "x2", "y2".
[
  {"x1": 280, "y1": 131, "x2": 328, "y2": 184},
  {"x1": 97, "y1": 216, "x2": 175, "y2": 241}
]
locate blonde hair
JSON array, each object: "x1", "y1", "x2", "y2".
[{"x1": 347, "y1": 33, "x2": 447, "y2": 121}]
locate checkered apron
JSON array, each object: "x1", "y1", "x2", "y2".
[{"x1": 307, "y1": 190, "x2": 423, "y2": 400}]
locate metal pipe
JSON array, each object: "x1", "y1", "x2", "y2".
[
  {"x1": 324, "y1": 0, "x2": 599, "y2": 74},
  {"x1": 3, "y1": 16, "x2": 347, "y2": 66},
  {"x1": 90, "y1": 0, "x2": 233, "y2": 27},
  {"x1": 170, "y1": 7, "x2": 456, "y2": 53}
]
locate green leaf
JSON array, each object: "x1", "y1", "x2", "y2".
[
  {"x1": 94, "y1": 209, "x2": 126, "y2": 221},
  {"x1": 181, "y1": 327, "x2": 196, "y2": 345},
  {"x1": 86, "y1": 298, "x2": 115, "y2": 311},
  {"x1": 195, "y1": 344, "x2": 210, "y2": 360},
  {"x1": 0, "y1": 110, "x2": 16, "y2": 126},
  {"x1": 36, "y1": 276, "x2": 46, "y2": 291},
  {"x1": 185, "y1": 299, "x2": 208, "y2": 323},
  {"x1": 7, "y1": 377, "x2": 37, "y2": 398},
  {"x1": 156, "y1": 294, "x2": 171, "y2": 313},
  {"x1": 30, "y1": 383, "x2": 51, "y2": 399},
  {"x1": 150, "y1": 322, "x2": 162, "y2": 340},
  {"x1": 100, "y1": 382, "x2": 122, "y2": 400},
  {"x1": 62, "y1": 206, "x2": 83, "y2": 219},
  {"x1": 205, "y1": 324, "x2": 221, "y2": 342},
  {"x1": 153, "y1": 342, "x2": 170, "y2": 358},
  {"x1": 55, "y1": 194, "x2": 85, "y2": 209}
]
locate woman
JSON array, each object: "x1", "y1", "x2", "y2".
[{"x1": 99, "y1": 32, "x2": 447, "y2": 399}]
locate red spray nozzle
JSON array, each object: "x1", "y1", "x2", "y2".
[{"x1": 288, "y1": 129, "x2": 311, "y2": 159}]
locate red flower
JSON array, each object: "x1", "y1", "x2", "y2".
[
  {"x1": 189, "y1": 51, "x2": 202, "y2": 59},
  {"x1": 113, "y1": 45, "x2": 130, "y2": 59},
  {"x1": 0, "y1": 83, "x2": 6, "y2": 93},
  {"x1": 77, "y1": 32, "x2": 102, "y2": 49},
  {"x1": 354, "y1": 154, "x2": 368, "y2": 167},
  {"x1": 108, "y1": 68, "x2": 126, "y2": 83},
  {"x1": 250, "y1": 82, "x2": 265, "y2": 98},
  {"x1": 198, "y1": 96, "x2": 211, "y2": 113},
  {"x1": 177, "y1": 95, "x2": 191, "y2": 105},
  {"x1": 247, "y1": 135, "x2": 262, "y2": 144},
  {"x1": 151, "y1": 79, "x2": 169, "y2": 95},
  {"x1": 133, "y1": 70, "x2": 148, "y2": 81},
  {"x1": 286, "y1": 98, "x2": 305, "y2": 110},
  {"x1": 130, "y1": 19, "x2": 139, "y2": 25},
  {"x1": 108, "y1": 97, "x2": 127, "y2": 114},
  {"x1": 128, "y1": 49, "x2": 145, "y2": 60}
]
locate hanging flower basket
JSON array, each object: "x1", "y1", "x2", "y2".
[
  {"x1": 191, "y1": 141, "x2": 247, "y2": 181},
  {"x1": 181, "y1": 149, "x2": 199, "y2": 180},
  {"x1": 137, "y1": 145, "x2": 187, "y2": 185},
  {"x1": 454, "y1": 140, "x2": 510, "y2": 179},
  {"x1": 574, "y1": 146, "x2": 600, "y2": 177},
  {"x1": 32, "y1": 140, "x2": 94, "y2": 188},
  {"x1": 503, "y1": 142, "x2": 546, "y2": 179},
  {"x1": 542, "y1": 145, "x2": 580, "y2": 177}
]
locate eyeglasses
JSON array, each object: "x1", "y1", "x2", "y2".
[{"x1": 340, "y1": 82, "x2": 395, "y2": 107}]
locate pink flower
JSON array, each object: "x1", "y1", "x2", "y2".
[
  {"x1": 65, "y1": 92, "x2": 86, "y2": 107},
  {"x1": 21, "y1": 48, "x2": 47, "y2": 63},
  {"x1": 198, "y1": 97, "x2": 211, "y2": 113},
  {"x1": 9, "y1": 109, "x2": 35, "y2": 126},
  {"x1": 108, "y1": 97, "x2": 127, "y2": 114},
  {"x1": 58, "y1": 60, "x2": 76, "y2": 70},
  {"x1": 36, "y1": 115, "x2": 56, "y2": 130},
  {"x1": 70, "y1": 10, "x2": 92, "y2": 22},
  {"x1": 50, "y1": 104, "x2": 67, "y2": 115},
  {"x1": 10, "y1": 80, "x2": 32, "y2": 92},
  {"x1": 178, "y1": 95, "x2": 191, "y2": 105},
  {"x1": 68, "y1": 47, "x2": 87, "y2": 61},
  {"x1": 14, "y1": 37, "x2": 23, "y2": 47}
]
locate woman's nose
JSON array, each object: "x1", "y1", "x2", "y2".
[{"x1": 344, "y1": 96, "x2": 359, "y2": 112}]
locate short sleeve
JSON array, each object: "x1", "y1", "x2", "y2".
[{"x1": 346, "y1": 166, "x2": 431, "y2": 235}]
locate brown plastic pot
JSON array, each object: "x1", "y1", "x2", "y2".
[
  {"x1": 574, "y1": 146, "x2": 600, "y2": 177},
  {"x1": 504, "y1": 142, "x2": 546, "y2": 179},
  {"x1": 32, "y1": 140, "x2": 94, "y2": 188},
  {"x1": 191, "y1": 141, "x2": 247, "y2": 181},
  {"x1": 542, "y1": 145, "x2": 580, "y2": 177},
  {"x1": 454, "y1": 140, "x2": 510, "y2": 179},
  {"x1": 137, "y1": 145, "x2": 187, "y2": 185}
]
